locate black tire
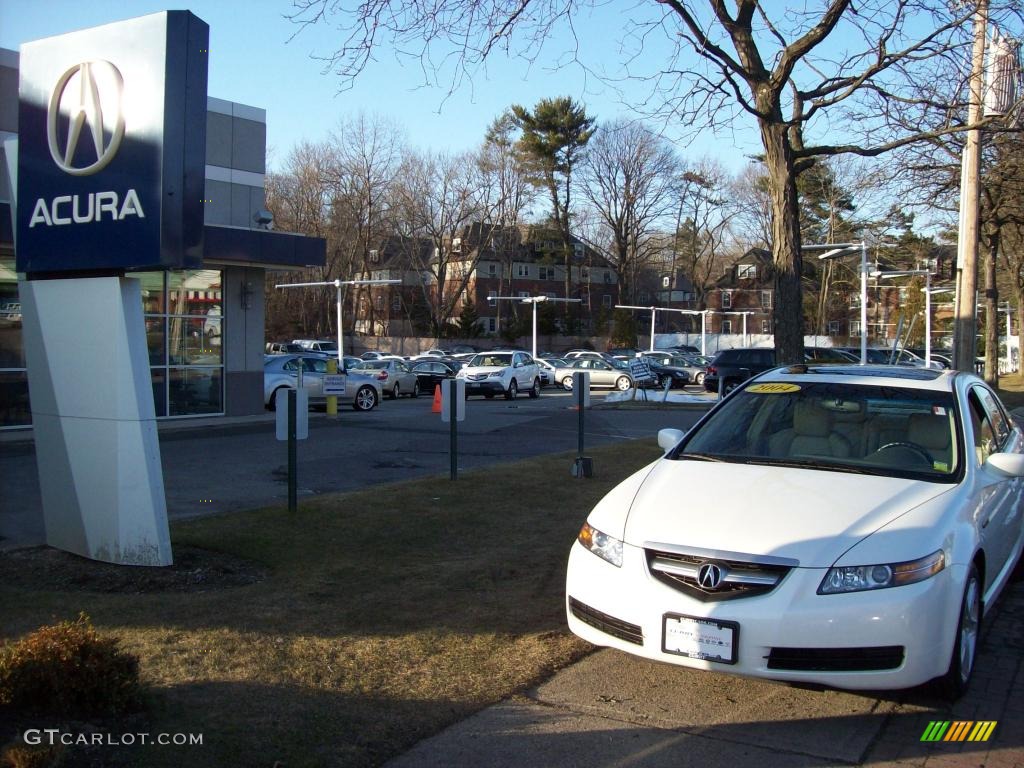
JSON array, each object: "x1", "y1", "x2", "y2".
[
  {"x1": 390, "y1": 383, "x2": 400, "y2": 400},
  {"x1": 615, "y1": 376, "x2": 631, "y2": 391},
  {"x1": 352, "y1": 385, "x2": 378, "y2": 411},
  {"x1": 562, "y1": 376, "x2": 574, "y2": 391},
  {"x1": 937, "y1": 563, "x2": 982, "y2": 700},
  {"x1": 411, "y1": 381, "x2": 420, "y2": 398},
  {"x1": 505, "y1": 379, "x2": 518, "y2": 400},
  {"x1": 268, "y1": 386, "x2": 289, "y2": 412},
  {"x1": 696, "y1": 372, "x2": 705, "y2": 385},
  {"x1": 529, "y1": 378, "x2": 541, "y2": 398}
]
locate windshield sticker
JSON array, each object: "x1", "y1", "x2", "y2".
[
  {"x1": 933, "y1": 406, "x2": 947, "y2": 416},
  {"x1": 745, "y1": 383, "x2": 801, "y2": 394}
]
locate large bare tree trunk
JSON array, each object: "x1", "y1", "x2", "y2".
[{"x1": 761, "y1": 123, "x2": 804, "y2": 364}]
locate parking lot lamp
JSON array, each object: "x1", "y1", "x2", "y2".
[
  {"x1": 490, "y1": 295, "x2": 582, "y2": 358},
  {"x1": 275, "y1": 278, "x2": 401, "y2": 363},
  {"x1": 808, "y1": 242, "x2": 869, "y2": 364},
  {"x1": 616, "y1": 305, "x2": 705, "y2": 352},
  {"x1": 872, "y1": 269, "x2": 934, "y2": 366}
]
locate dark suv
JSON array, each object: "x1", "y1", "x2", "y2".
[{"x1": 703, "y1": 348, "x2": 776, "y2": 392}]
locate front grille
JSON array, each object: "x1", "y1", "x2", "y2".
[
  {"x1": 468, "y1": 373, "x2": 488, "y2": 381},
  {"x1": 646, "y1": 550, "x2": 790, "y2": 602},
  {"x1": 568, "y1": 597, "x2": 643, "y2": 645},
  {"x1": 767, "y1": 646, "x2": 905, "y2": 672}
]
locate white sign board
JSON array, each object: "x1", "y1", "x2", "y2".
[
  {"x1": 628, "y1": 359, "x2": 654, "y2": 383},
  {"x1": 322, "y1": 374, "x2": 347, "y2": 395},
  {"x1": 276, "y1": 389, "x2": 309, "y2": 440},
  {"x1": 572, "y1": 371, "x2": 591, "y2": 407},
  {"x1": 441, "y1": 379, "x2": 466, "y2": 422}
]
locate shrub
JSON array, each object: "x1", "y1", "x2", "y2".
[
  {"x1": 0, "y1": 613, "x2": 141, "y2": 718},
  {"x1": 0, "y1": 743, "x2": 64, "y2": 768}
]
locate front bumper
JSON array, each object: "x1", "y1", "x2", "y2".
[
  {"x1": 565, "y1": 540, "x2": 963, "y2": 691},
  {"x1": 463, "y1": 379, "x2": 506, "y2": 395}
]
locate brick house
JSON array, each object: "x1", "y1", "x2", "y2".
[{"x1": 706, "y1": 249, "x2": 776, "y2": 335}]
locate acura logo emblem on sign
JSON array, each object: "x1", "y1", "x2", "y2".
[
  {"x1": 697, "y1": 562, "x2": 725, "y2": 590},
  {"x1": 47, "y1": 61, "x2": 125, "y2": 176}
]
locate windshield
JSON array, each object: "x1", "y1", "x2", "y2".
[
  {"x1": 674, "y1": 381, "x2": 960, "y2": 481},
  {"x1": 469, "y1": 353, "x2": 513, "y2": 367},
  {"x1": 354, "y1": 361, "x2": 389, "y2": 370}
]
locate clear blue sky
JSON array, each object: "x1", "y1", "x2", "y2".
[{"x1": 0, "y1": 0, "x2": 759, "y2": 172}]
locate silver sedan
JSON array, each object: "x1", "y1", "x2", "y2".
[
  {"x1": 263, "y1": 355, "x2": 382, "y2": 411},
  {"x1": 351, "y1": 358, "x2": 420, "y2": 399},
  {"x1": 554, "y1": 358, "x2": 634, "y2": 391}
]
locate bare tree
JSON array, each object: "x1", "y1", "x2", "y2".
[
  {"x1": 479, "y1": 111, "x2": 537, "y2": 328},
  {"x1": 672, "y1": 159, "x2": 738, "y2": 310},
  {"x1": 324, "y1": 113, "x2": 405, "y2": 333},
  {"x1": 578, "y1": 119, "x2": 679, "y2": 303},
  {"x1": 393, "y1": 149, "x2": 492, "y2": 335},
  {"x1": 288, "y1": 0, "x2": 1023, "y2": 363},
  {"x1": 265, "y1": 140, "x2": 337, "y2": 338}
]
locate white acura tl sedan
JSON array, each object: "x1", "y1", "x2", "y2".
[{"x1": 566, "y1": 364, "x2": 1024, "y2": 698}]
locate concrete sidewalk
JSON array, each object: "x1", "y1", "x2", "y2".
[{"x1": 385, "y1": 579, "x2": 1024, "y2": 768}]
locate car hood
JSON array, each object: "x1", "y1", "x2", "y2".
[
  {"x1": 622, "y1": 459, "x2": 951, "y2": 567},
  {"x1": 460, "y1": 365, "x2": 508, "y2": 375}
]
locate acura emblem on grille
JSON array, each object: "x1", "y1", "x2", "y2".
[{"x1": 697, "y1": 562, "x2": 724, "y2": 589}]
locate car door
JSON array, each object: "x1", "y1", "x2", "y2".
[
  {"x1": 301, "y1": 357, "x2": 326, "y2": 399},
  {"x1": 966, "y1": 384, "x2": 1023, "y2": 594},
  {"x1": 590, "y1": 360, "x2": 614, "y2": 387}
]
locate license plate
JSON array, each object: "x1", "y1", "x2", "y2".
[{"x1": 663, "y1": 614, "x2": 738, "y2": 664}]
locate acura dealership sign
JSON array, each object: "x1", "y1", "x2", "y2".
[{"x1": 16, "y1": 12, "x2": 208, "y2": 273}]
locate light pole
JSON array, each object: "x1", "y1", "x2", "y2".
[
  {"x1": 872, "y1": 269, "x2": 934, "y2": 367},
  {"x1": 275, "y1": 278, "x2": 401, "y2": 363},
  {"x1": 491, "y1": 295, "x2": 582, "y2": 358},
  {"x1": 808, "y1": 242, "x2": 869, "y2": 364},
  {"x1": 718, "y1": 310, "x2": 755, "y2": 347},
  {"x1": 610, "y1": 307, "x2": 708, "y2": 354}
]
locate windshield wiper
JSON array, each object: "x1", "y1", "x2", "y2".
[
  {"x1": 678, "y1": 452, "x2": 727, "y2": 462},
  {"x1": 740, "y1": 457, "x2": 872, "y2": 474}
]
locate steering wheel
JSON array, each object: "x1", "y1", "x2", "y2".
[{"x1": 875, "y1": 441, "x2": 933, "y2": 464}]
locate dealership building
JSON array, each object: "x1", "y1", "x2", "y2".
[{"x1": 0, "y1": 43, "x2": 325, "y2": 430}]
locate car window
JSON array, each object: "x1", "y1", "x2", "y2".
[
  {"x1": 675, "y1": 381, "x2": 959, "y2": 481},
  {"x1": 968, "y1": 390, "x2": 997, "y2": 464},
  {"x1": 979, "y1": 389, "x2": 1011, "y2": 447},
  {"x1": 282, "y1": 359, "x2": 299, "y2": 372}
]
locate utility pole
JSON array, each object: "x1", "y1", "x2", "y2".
[{"x1": 953, "y1": 0, "x2": 989, "y2": 372}]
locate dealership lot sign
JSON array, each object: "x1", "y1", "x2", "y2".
[{"x1": 16, "y1": 11, "x2": 208, "y2": 273}]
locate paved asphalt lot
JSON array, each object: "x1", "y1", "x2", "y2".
[
  {"x1": 0, "y1": 388, "x2": 707, "y2": 547},
  {"x1": 4, "y1": 390, "x2": 1024, "y2": 767}
]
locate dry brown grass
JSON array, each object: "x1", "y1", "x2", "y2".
[{"x1": 0, "y1": 441, "x2": 662, "y2": 768}]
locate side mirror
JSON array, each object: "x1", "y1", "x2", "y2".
[
  {"x1": 985, "y1": 452, "x2": 1024, "y2": 478},
  {"x1": 658, "y1": 428, "x2": 685, "y2": 453}
]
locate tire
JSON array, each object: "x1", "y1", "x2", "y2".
[
  {"x1": 562, "y1": 376, "x2": 574, "y2": 391},
  {"x1": 352, "y1": 385, "x2": 378, "y2": 411},
  {"x1": 937, "y1": 563, "x2": 982, "y2": 700},
  {"x1": 268, "y1": 386, "x2": 289, "y2": 412},
  {"x1": 411, "y1": 381, "x2": 420, "y2": 398},
  {"x1": 505, "y1": 379, "x2": 518, "y2": 400},
  {"x1": 390, "y1": 383, "x2": 400, "y2": 400},
  {"x1": 615, "y1": 376, "x2": 632, "y2": 391},
  {"x1": 529, "y1": 378, "x2": 541, "y2": 399},
  {"x1": 695, "y1": 372, "x2": 705, "y2": 385}
]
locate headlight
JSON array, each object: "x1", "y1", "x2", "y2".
[
  {"x1": 577, "y1": 522, "x2": 623, "y2": 567},
  {"x1": 487, "y1": 370, "x2": 505, "y2": 378},
  {"x1": 818, "y1": 550, "x2": 945, "y2": 595}
]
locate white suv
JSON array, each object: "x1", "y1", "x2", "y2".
[{"x1": 456, "y1": 351, "x2": 542, "y2": 400}]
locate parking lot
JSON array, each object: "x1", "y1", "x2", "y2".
[
  {"x1": 0, "y1": 386, "x2": 709, "y2": 547},
  {"x1": 3, "y1": 388, "x2": 1023, "y2": 767}
]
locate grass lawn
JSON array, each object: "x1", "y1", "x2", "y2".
[{"x1": 0, "y1": 440, "x2": 663, "y2": 768}]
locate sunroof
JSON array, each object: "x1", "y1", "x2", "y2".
[{"x1": 797, "y1": 364, "x2": 944, "y2": 381}]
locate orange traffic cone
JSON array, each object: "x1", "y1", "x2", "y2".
[{"x1": 432, "y1": 384, "x2": 442, "y2": 414}]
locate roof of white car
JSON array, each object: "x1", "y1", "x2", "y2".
[{"x1": 757, "y1": 363, "x2": 960, "y2": 391}]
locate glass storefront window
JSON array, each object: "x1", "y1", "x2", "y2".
[
  {"x1": 169, "y1": 316, "x2": 223, "y2": 366},
  {"x1": 0, "y1": 370, "x2": 30, "y2": 427},
  {"x1": 1, "y1": 267, "x2": 227, "y2": 427},
  {"x1": 169, "y1": 367, "x2": 222, "y2": 416},
  {"x1": 167, "y1": 270, "x2": 222, "y2": 316}
]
